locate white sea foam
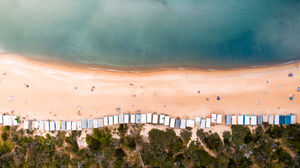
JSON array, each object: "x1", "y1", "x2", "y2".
[
  {"x1": 208, "y1": 69, "x2": 217, "y2": 71},
  {"x1": 0, "y1": 46, "x2": 6, "y2": 53}
]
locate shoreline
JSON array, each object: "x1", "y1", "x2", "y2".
[
  {"x1": 0, "y1": 53, "x2": 299, "y2": 123},
  {"x1": 2, "y1": 53, "x2": 300, "y2": 74}
]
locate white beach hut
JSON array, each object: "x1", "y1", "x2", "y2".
[
  {"x1": 67, "y1": 121, "x2": 72, "y2": 130},
  {"x1": 34, "y1": 121, "x2": 39, "y2": 129},
  {"x1": 61, "y1": 121, "x2": 66, "y2": 131},
  {"x1": 24, "y1": 120, "x2": 29, "y2": 129},
  {"x1": 119, "y1": 113, "x2": 124, "y2": 124},
  {"x1": 217, "y1": 114, "x2": 222, "y2": 123},
  {"x1": 211, "y1": 114, "x2": 217, "y2": 122},
  {"x1": 88, "y1": 119, "x2": 93, "y2": 128},
  {"x1": 77, "y1": 121, "x2": 82, "y2": 130},
  {"x1": 124, "y1": 114, "x2": 129, "y2": 124},
  {"x1": 180, "y1": 119, "x2": 186, "y2": 129},
  {"x1": 291, "y1": 114, "x2": 296, "y2": 124},
  {"x1": 206, "y1": 118, "x2": 211, "y2": 128},
  {"x1": 275, "y1": 115, "x2": 280, "y2": 125},
  {"x1": 141, "y1": 114, "x2": 147, "y2": 124},
  {"x1": 12, "y1": 116, "x2": 19, "y2": 125},
  {"x1": 244, "y1": 115, "x2": 250, "y2": 125},
  {"x1": 269, "y1": 115, "x2": 274, "y2": 124},
  {"x1": 250, "y1": 115, "x2": 257, "y2": 125},
  {"x1": 186, "y1": 119, "x2": 195, "y2": 128},
  {"x1": 114, "y1": 115, "x2": 119, "y2": 125},
  {"x1": 170, "y1": 118, "x2": 175, "y2": 128},
  {"x1": 104, "y1": 116, "x2": 108, "y2": 126},
  {"x1": 72, "y1": 121, "x2": 77, "y2": 130},
  {"x1": 130, "y1": 114, "x2": 136, "y2": 124},
  {"x1": 98, "y1": 118, "x2": 104, "y2": 128},
  {"x1": 195, "y1": 117, "x2": 201, "y2": 125},
  {"x1": 93, "y1": 119, "x2": 98, "y2": 128},
  {"x1": 152, "y1": 114, "x2": 158, "y2": 124},
  {"x1": 108, "y1": 116, "x2": 113, "y2": 125},
  {"x1": 164, "y1": 116, "x2": 170, "y2": 126},
  {"x1": 50, "y1": 121, "x2": 56, "y2": 131},
  {"x1": 39, "y1": 120, "x2": 45, "y2": 130},
  {"x1": 45, "y1": 121, "x2": 50, "y2": 131},
  {"x1": 238, "y1": 115, "x2": 243, "y2": 125},
  {"x1": 55, "y1": 121, "x2": 60, "y2": 130},
  {"x1": 200, "y1": 119, "x2": 206, "y2": 129},
  {"x1": 0, "y1": 114, "x2": 3, "y2": 124},
  {"x1": 3, "y1": 115, "x2": 13, "y2": 126},
  {"x1": 147, "y1": 113, "x2": 152, "y2": 123},
  {"x1": 231, "y1": 115, "x2": 237, "y2": 125},
  {"x1": 159, "y1": 114, "x2": 165, "y2": 124},
  {"x1": 262, "y1": 115, "x2": 268, "y2": 122}
]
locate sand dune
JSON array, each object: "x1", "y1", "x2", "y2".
[{"x1": 0, "y1": 53, "x2": 299, "y2": 124}]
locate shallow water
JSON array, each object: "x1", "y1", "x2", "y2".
[{"x1": 0, "y1": 0, "x2": 300, "y2": 69}]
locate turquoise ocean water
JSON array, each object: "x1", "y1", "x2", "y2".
[{"x1": 0, "y1": 0, "x2": 300, "y2": 70}]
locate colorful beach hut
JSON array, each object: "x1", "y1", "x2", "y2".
[
  {"x1": 136, "y1": 113, "x2": 141, "y2": 124},
  {"x1": 211, "y1": 114, "x2": 217, "y2": 122},
  {"x1": 279, "y1": 115, "x2": 285, "y2": 124},
  {"x1": 61, "y1": 121, "x2": 66, "y2": 131},
  {"x1": 250, "y1": 115, "x2": 257, "y2": 125},
  {"x1": 108, "y1": 116, "x2": 113, "y2": 125},
  {"x1": 175, "y1": 119, "x2": 181, "y2": 127},
  {"x1": 103, "y1": 117, "x2": 108, "y2": 126},
  {"x1": 285, "y1": 115, "x2": 291, "y2": 125},
  {"x1": 262, "y1": 115, "x2": 268, "y2": 122},
  {"x1": 93, "y1": 119, "x2": 98, "y2": 128},
  {"x1": 141, "y1": 113, "x2": 147, "y2": 124},
  {"x1": 257, "y1": 116, "x2": 262, "y2": 125},
  {"x1": 274, "y1": 115, "x2": 279, "y2": 125},
  {"x1": 225, "y1": 115, "x2": 232, "y2": 125}
]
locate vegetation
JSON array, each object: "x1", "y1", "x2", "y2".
[{"x1": 0, "y1": 123, "x2": 300, "y2": 167}]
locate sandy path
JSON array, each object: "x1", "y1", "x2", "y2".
[{"x1": 0, "y1": 53, "x2": 299, "y2": 124}]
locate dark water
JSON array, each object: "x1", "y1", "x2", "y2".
[{"x1": 0, "y1": 0, "x2": 300, "y2": 69}]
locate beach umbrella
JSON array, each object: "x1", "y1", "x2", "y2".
[
  {"x1": 116, "y1": 107, "x2": 121, "y2": 110},
  {"x1": 153, "y1": 92, "x2": 156, "y2": 95}
]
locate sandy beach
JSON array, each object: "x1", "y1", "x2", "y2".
[{"x1": 0, "y1": 53, "x2": 299, "y2": 124}]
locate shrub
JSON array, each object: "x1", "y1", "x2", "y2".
[
  {"x1": 115, "y1": 148, "x2": 125, "y2": 158},
  {"x1": 1, "y1": 132, "x2": 9, "y2": 141},
  {"x1": 4, "y1": 126, "x2": 10, "y2": 131}
]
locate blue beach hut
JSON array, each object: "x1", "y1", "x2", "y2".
[
  {"x1": 225, "y1": 115, "x2": 231, "y2": 125},
  {"x1": 257, "y1": 115, "x2": 262, "y2": 125},
  {"x1": 285, "y1": 115, "x2": 291, "y2": 125},
  {"x1": 279, "y1": 115, "x2": 285, "y2": 124}
]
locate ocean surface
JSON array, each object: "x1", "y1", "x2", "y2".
[{"x1": 0, "y1": 0, "x2": 300, "y2": 70}]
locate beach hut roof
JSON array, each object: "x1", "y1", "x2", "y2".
[{"x1": 175, "y1": 119, "x2": 181, "y2": 127}]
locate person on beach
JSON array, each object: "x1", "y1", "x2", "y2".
[
  {"x1": 91, "y1": 86, "x2": 95, "y2": 91},
  {"x1": 24, "y1": 84, "x2": 29, "y2": 88},
  {"x1": 297, "y1": 87, "x2": 300, "y2": 92},
  {"x1": 265, "y1": 91, "x2": 268, "y2": 94},
  {"x1": 217, "y1": 96, "x2": 220, "y2": 100}
]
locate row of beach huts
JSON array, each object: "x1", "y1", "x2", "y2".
[{"x1": 0, "y1": 113, "x2": 297, "y2": 131}]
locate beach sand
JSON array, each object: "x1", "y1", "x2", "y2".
[{"x1": 0, "y1": 53, "x2": 299, "y2": 124}]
